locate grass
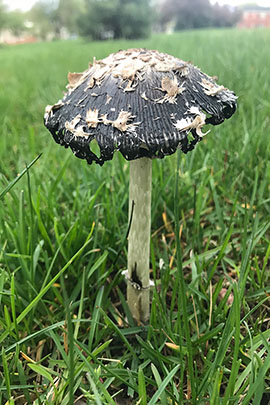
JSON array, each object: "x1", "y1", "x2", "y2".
[{"x1": 0, "y1": 28, "x2": 270, "y2": 403}]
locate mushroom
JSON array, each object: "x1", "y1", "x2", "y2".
[{"x1": 44, "y1": 48, "x2": 237, "y2": 323}]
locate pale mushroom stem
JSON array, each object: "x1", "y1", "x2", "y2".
[{"x1": 127, "y1": 157, "x2": 152, "y2": 323}]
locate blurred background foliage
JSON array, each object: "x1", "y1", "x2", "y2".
[{"x1": 0, "y1": 0, "x2": 241, "y2": 42}]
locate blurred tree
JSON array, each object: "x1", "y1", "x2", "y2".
[
  {"x1": 5, "y1": 11, "x2": 26, "y2": 36},
  {"x1": 159, "y1": 0, "x2": 212, "y2": 31},
  {"x1": 28, "y1": 0, "x2": 85, "y2": 39},
  {"x1": 28, "y1": 0, "x2": 58, "y2": 40},
  {"x1": 55, "y1": 0, "x2": 84, "y2": 34},
  {"x1": 211, "y1": 4, "x2": 241, "y2": 27},
  {"x1": 159, "y1": 0, "x2": 240, "y2": 31},
  {"x1": 0, "y1": 0, "x2": 7, "y2": 30},
  {"x1": 78, "y1": 0, "x2": 152, "y2": 40}
]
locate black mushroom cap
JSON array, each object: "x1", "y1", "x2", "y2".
[{"x1": 44, "y1": 48, "x2": 237, "y2": 166}]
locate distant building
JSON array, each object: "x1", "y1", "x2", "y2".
[
  {"x1": 0, "y1": 29, "x2": 37, "y2": 45},
  {"x1": 237, "y1": 7, "x2": 270, "y2": 29}
]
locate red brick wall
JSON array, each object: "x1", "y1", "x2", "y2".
[{"x1": 238, "y1": 11, "x2": 270, "y2": 28}]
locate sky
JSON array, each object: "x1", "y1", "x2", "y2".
[
  {"x1": 3, "y1": 0, "x2": 270, "y2": 12},
  {"x1": 3, "y1": 0, "x2": 37, "y2": 12}
]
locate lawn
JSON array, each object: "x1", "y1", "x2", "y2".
[{"x1": 0, "y1": 28, "x2": 270, "y2": 404}]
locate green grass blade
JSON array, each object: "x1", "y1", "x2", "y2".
[
  {"x1": 10, "y1": 274, "x2": 18, "y2": 339},
  {"x1": 74, "y1": 268, "x2": 86, "y2": 340},
  {"x1": 88, "y1": 286, "x2": 104, "y2": 351},
  {"x1": 0, "y1": 238, "x2": 91, "y2": 344},
  {"x1": 210, "y1": 367, "x2": 223, "y2": 405},
  {"x1": 151, "y1": 363, "x2": 167, "y2": 405},
  {"x1": 2, "y1": 347, "x2": 11, "y2": 400},
  {"x1": 242, "y1": 351, "x2": 270, "y2": 405},
  {"x1": 174, "y1": 151, "x2": 195, "y2": 402},
  {"x1": 138, "y1": 366, "x2": 147, "y2": 405},
  {"x1": 222, "y1": 284, "x2": 241, "y2": 404},
  {"x1": 0, "y1": 154, "x2": 42, "y2": 200},
  {"x1": 100, "y1": 308, "x2": 138, "y2": 358},
  {"x1": 28, "y1": 363, "x2": 54, "y2": 384},
  {"x1": 148, "y1": 365, "x2": 180, "y2": 405}
]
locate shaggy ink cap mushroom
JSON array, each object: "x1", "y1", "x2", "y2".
[
  {"x1": 44, "y1": 48, "x2": 237, "y2": 323},
  {"x1": 44, "y1": 48, "x2": 237, "y2": 165}
]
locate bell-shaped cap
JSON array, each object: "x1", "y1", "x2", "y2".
[{"x1": 44, "y1": 48, "x2": 237, "y2": 165}]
